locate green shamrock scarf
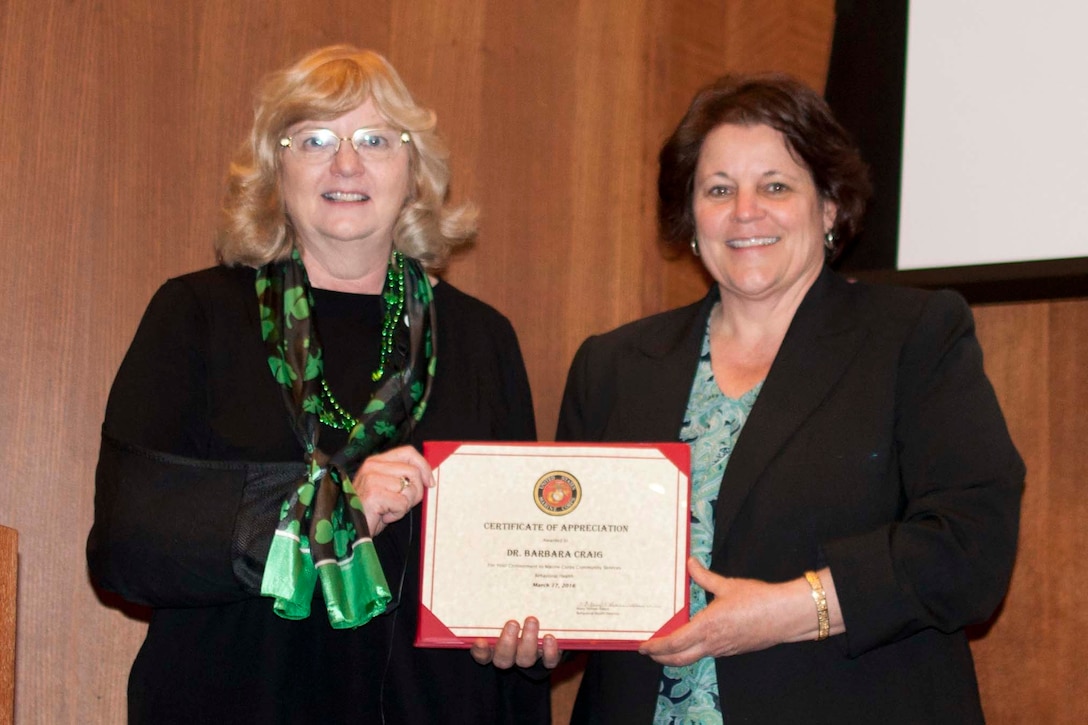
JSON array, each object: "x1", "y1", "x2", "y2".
[{"x1": 256, "y1": 248, "x2": 436, "y2": 628}]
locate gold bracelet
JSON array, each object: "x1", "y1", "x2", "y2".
[{"x1": 804, "y1": 570, "x2": 830, "y2": 641}]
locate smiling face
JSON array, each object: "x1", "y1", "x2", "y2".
[
  {"x1": 693, "y1": 123, "x2": 837, "y2": 304},
  {"x1": 279, "y1": 98, "x2": 411, "y2": 263}
]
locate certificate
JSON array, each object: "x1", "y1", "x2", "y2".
[{"x1": 416, "y1": 442, "x2": 690, "y2": 650}]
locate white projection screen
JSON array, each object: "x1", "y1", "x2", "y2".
[
  {"x1": 825, "y1": 0, "x2": 1088, "y2": 302},
  {"x1": 899, "y1": 2, "x2": 1088, "y2": 270}
]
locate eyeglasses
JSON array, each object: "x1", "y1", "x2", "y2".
[{"x1": 279, "y1": 127, "x2": 411, "y2": 163}]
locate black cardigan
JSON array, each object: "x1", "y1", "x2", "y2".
[
  {"x1": 557, "y1": 268, "x2": 1024, "y2": 724},
  {"x1": 88, "y1": 265, "x2": 550, "y2": 725}
]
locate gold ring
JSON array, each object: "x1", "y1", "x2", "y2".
[{"x1": 399, "y1": 476, "x2": 410, "y2": 493}]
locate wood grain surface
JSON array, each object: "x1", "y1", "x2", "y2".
[
  {"x1": 0, "y1": 526, "x2": 15, "y2": 725},
  {"x1": 0, "y1": 1, "x2": 1081, "y2": 722}
]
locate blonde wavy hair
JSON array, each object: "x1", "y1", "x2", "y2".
[{"x1": 217, "y1": 45, "x2": 477, "y2": 270}]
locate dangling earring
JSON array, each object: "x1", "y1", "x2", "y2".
[
  {"x1": 690, "y1": 236, "x2": 701, "y2": 257},
  {"x1": 823, "y1": 231, "x2": 835, "y2": 251}
]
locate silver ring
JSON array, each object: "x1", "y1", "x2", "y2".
[{"x1": 399, "y1": 476, "x2": 410, "y2": 493}]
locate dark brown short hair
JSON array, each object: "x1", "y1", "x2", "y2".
[{"x1": 658, "y1": 74, "x2": 871, "y2": 255}]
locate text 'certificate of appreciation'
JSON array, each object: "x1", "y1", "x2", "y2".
[{"x1": 417, "y1": 442, "x2": 690, "y2": 650}]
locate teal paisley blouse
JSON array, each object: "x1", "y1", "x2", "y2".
[{"x1": 654, "y1": 319, "x2": 762, "y2": 725}]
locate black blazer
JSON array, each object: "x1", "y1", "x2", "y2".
[{"x1": 557, "y1": 268, "x2": 1024, "y2": 724}]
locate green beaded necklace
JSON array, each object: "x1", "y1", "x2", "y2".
[
  {"x1": 318, "y1": 379, "x2": 357, "y2": 430},
  {"x1": 317, "y1": 251, "x2": 408, "y2": 431},
  {"x1": 374, "y1": 250, "x2": 407, "y2": 382}
]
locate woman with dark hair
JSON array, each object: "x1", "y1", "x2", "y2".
[
  {"x1": 87, "y1": 45, "x2": 549, "y2": 724},
  {"x1": 556, "y1": 74, "x2": 1024, "y2": 723}
]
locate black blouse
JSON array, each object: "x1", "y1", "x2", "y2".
[{"x1": 88, "y1": 265, "x2": 549, "y2": 725}]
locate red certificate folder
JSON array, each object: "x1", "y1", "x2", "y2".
[{"x1": 416, "y1": 441, "x2": 690, "y2": 650}]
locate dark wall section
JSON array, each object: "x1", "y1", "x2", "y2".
[{"x1": 824, "y1": 0, "x2": 908, "y2": 273}]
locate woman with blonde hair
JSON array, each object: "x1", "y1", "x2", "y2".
[{"x1": 88, "y1": 45, "x2": 549, "y2": 723}]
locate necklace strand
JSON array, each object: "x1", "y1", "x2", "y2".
[
  {"x1": 318, "y1": 378, "x2": 357, "y2": 430},
  {"x1": 373, "y1": 251, "x2": 406, "y2": 382},
  {"x1": 317, "y1": 250, "x2": 407, "y2": 430}
]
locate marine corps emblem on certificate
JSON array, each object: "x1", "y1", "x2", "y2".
[{"x1": 534, "y1": 471, "x2": 581, "y2": 515}]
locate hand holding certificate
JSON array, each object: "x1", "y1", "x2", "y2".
[{"x1": 417, "y1": 442, "x2": 690, "y2": 650}]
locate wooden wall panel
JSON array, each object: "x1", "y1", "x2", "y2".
[
  {"x1": 0, "y1": 527, "x2": 16, "y2": 725},
  {"x1": 2, "y1": 0, "x2": 1082, "y2": 723},
  {"x1": 971, "y1": 299, "x2": 1088, "y2": 723},
  {"x1": 651, "y1": 0, "x2": 837, "y2": 320}
]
